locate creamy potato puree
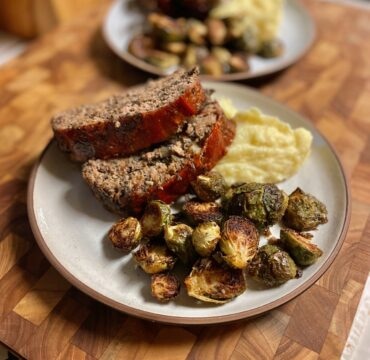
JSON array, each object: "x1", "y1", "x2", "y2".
[
  {"x1": 210, "y1": 0, "x2": 283, "y2": 43},
  {"x1": 215, "y1": 105, "x2": 312, "y2": 184}
]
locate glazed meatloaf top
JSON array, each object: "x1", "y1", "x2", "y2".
[
  {"x1": 52, "y1": 68, "x2": 202, "y2": 130},
  {"x1": 82, "y1": 99, "x2": 235, "y2": 214}
]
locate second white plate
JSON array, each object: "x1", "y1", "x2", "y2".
[{"x1": 102, "y1": 0, "x2": 316, "y2": 80}]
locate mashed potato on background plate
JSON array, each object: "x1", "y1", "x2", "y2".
[
  {"x1": 215, "y1": 103, "x2": 312, "y2": 184},
  {"x1": 210, "y1": 0, "x2": 283, "y2": 43}
]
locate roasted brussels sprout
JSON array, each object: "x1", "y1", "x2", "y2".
[
  {"x1": 183, "y1": 201, "x2": 223, "y2": 224},
  {"x1": 206, "y1": 18, "x2": 227, "y2": 46},
  {"x1": 164, "y1": 223, "x2": 196, "y2": 264},
  {"x1": 187, "y1": 19, "x2": 208, "y2": 45},
  {"x1": 280, "y1": 228, "x2": 323, "y2": 266},
  {"x1": 128, "y1": 34, "x2": 154, "y2": 60},
  {"x1": 148, "y1": 13, "x2": 185, "y2": 42},
  {"x1": 229, "y1": 54, "x2": 249, "y2": 73},
  {"x1": 225, "y1": 183, "x2": 288, "y2": 230},
  {"x1": 192, "y1": 221, "x2": 221, "y2": 257},
  {"x1": 141, "y1": 200, "x2": 172, "y2": 238},
  {"x1": 145, "y1": 50, "x2": 180, "y2": 69},
  {"x1": 191, "y1": 171, "x2": 228, "y2": 202},
  {"x1": 133, "y1": 243, "x2": 177, "y2": 274},
  {"x1": 184, "y1": 257, "x2": 246, "y2": 304},
  {"x1": 151, "y1": 273, "x2": 180, "y2": 302},
  {"x1": 283, "y1": 188, "x2": 328, "y2": 231},
  {"x1": 258, "y1": 38, "x2": 284, "y2": 58},
  {"x1": 220, "y1": 216, "x2": 259, "y2": 269},
  {"x1": 248, "y1": 244, "x2": 298, "y2": 287},
  {"x1": 201, "y1": 55, "x2": 223, "y2": 76},
  {"x1": 108, "y1": 217, "x2": 142, "y2": 251}
]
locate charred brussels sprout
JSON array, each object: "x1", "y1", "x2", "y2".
[
  {"x1": 184, "y1": 257, "x2": 246, "y2": 304},
  {"x1": 192, "y1": 221, "x2": 221, "y2": 257},
  {"x1": 141, "y1": 200, "x2": 172, "y2": 238},
  {"x1": 148, "y1": 13, "x2": 185, "y2": 42},
  {"x1": 183, "y1": 201, "x2": 223, "y2": 224},
  {"x1": 164, "y1": 223, "x2": 196, "y2": 264},
  {"x1": 191, "y1": 171, "x2": 228, "y2": 202},
  {"x1": 283, "y1": 188, "x2": 328, "y2": 231},
  {"x1": 133, "y1": 243, "x2": 176, "y2": 274},
  {"x1": 220, "y1": 216, "x2": 259, "y2": 269},
  {"x1": 258, "y1": 38, "x2": 284, "y2": 58},
  {"x1": 280, "y1": 228, "x2": 323, "y2": 266},
  {"x1": 225, "y1": 183, "x2": 288, "y2": 230},
  {"x1": 248, "y1": 244, "x2": 298, "y2": 287},
  {"x1": 108, "y1": 217, "x2": 142, "y2": 251},
  {"x1": 151, "y1": 273, "x2": 180, "y2": 302}
]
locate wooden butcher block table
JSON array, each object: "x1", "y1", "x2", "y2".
[{"x1": 0, "y1": 0, "x2": 369, "y2": 359}]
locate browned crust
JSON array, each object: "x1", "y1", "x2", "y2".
[
  {"x1": 52, "y1": 70, "x2": 206, "y2": 162},
  {"x1": 83, "y1": 105, "x2": 236, "y2": 215}
]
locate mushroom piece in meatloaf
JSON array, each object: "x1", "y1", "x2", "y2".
[
  {"x1": 82, "y1": 100, "x2": 235, "y2": 215},
  {"x1": 51, "y1": 68, "x2": 206, "y2": 162}
]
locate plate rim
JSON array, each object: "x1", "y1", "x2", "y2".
[
  {"x1": 101, "y1": 0, "x2": 316, "y2": 81},
  {"x1": 27, "y1": 83, "x2": 351, "y2": 325}
]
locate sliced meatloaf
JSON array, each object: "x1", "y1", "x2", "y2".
[
  {"x1": 82, "y1": 99, "x2": 235, "y2": 215},
  {"x1": 52, "y1": 68, "x2": 206, "y2": 162}
]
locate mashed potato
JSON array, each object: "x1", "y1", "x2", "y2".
[
  {"x1": 215, "y1": 103, "x2": 312, "y2": 184},
  {"x1": 210, "y1": 0, "x2": 283, "y2": 43}
]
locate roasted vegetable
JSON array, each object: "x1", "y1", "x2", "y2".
[
  {"x1": 164, "y1": 223, "x2": 196, "y2": 264},
  {"x1": 128, "y1": 35, "x2": 155, "y2": 60},
  {"x1": 220, "y1": 216, "x2": 259, "y2": 269},
  {"x1": 187, "y1": 19, "x2": 208, "y2": 45},
  {"x1": 248, "y1": 244, "x2": 298, "y2": 287},
  {"x1": 183, "y1": 201, "x2": 223, "y2": 224},
  {"x1": 201, "y1": 55, "x2": 223, "y2": 76},
  {"x1": 148, "y1": 13, "x2": 186, "y2": 42},
  {"x1": 280, "y1": 228, "x2": 323, "y2": 266},
  {"x1": 229, "y1": 54, "x2": 249, "y2": 73},
  {"x1": 206, "y1": 18, "x2": 227, "y2": 45},
  {"x1": 145, "y1": 50, "x2": 180, "y2": 69},
  {"x1": 192, "y1": 221, "x2": 221, "y2": 257},
  {"x1": 258, "y1": 38, "x2": 284, "y2": 58},
  {"x1": 283, "y1": 188, "x2": 328, "y2": 231},
  {"x1": 141, "y1": 200, "x2": 172, "y2": 237},
  {"x1": 108, "y1": 217, "x2": 142, "y2": 251},
  {"x1": 133, "y1": 243, "x2": 177, "y2": 274},
  {"x1": 184, "y1": 257, "x2": 246, "y2": 303},
  {"x1": 191, "y1": 171, "x2": 228, "y2": 202},
  {"x1": 151, "y1": 273, "x2": 180, "y2": 302},
  {"x1": 225, "y1": 183, "x2": 288, "y2": 230}
]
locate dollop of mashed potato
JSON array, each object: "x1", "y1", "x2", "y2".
[
  {"x1": 210, "y1": 0, "x2": 283, "y2": 43},
  {"x1": 215, "y1": 103, "x2": 312, "y2": 184}
]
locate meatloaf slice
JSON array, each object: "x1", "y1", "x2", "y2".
[
  {"x1": 82, "y1": 99, "x2": 235, "y2": 215},
  {"x1": 52, "y1": 68, "x2": 206, "y2": 162}
]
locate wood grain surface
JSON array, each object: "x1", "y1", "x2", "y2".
[{"x1": 0, "y1": 1, "x2": 369, "y2": 359}]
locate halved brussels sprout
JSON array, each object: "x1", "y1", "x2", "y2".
[
  {"x1": 280, "y1": 228, "x2": 323, "y2": 266},
  {"x1": 133, "y1": 243, "x2": 176, "y2": 274},
  {"x1": 225, "y1": 183, "x2": 288, "y2": 230},
  {"x1": 164, "y1": 223, "x2": 196, "y2": 265},
  {"x1": 220, "y1": 216, "x2": 259, "y2": 269},
  {"x1": 248, "y1": 244, "x2": 298, "y2": 287},
  {"x1": 151, "y1": 273, "x2": 180, "y2": 302},
  {"x1": 258, "y1": 38, "x2": 284, "y2": 58},
  {"x1": 283, "y1": 188, "x2": 328, "y2": 231},
  {"x1": 184, "y1": 257, "x2": 246, "y2": 304},
  {"x1": 192, "y1": 221, "x2": 221, "y2": 257},
  {"x1": 191, "y1": 171, "x2": 228, "y2": 202},
  {"x1": 108, "y1": 217, "x2": 142, "y2": 251},
  {"x1": 183, "y1": 201, "x2": 223, "y2": 224},
  {"x1": 141, "y1": 200, "x2": 172, "y2": 238},
  {"x1": 148, "y1": 13, "x2": 186, "y2": 42}
]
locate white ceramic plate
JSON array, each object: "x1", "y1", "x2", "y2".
[
  {"x1": 102, "y1": 0, "x2": 316, "y2": 81},
  {"x1": 28, "y1": 82, "x2": 349, "y2": 324}
]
